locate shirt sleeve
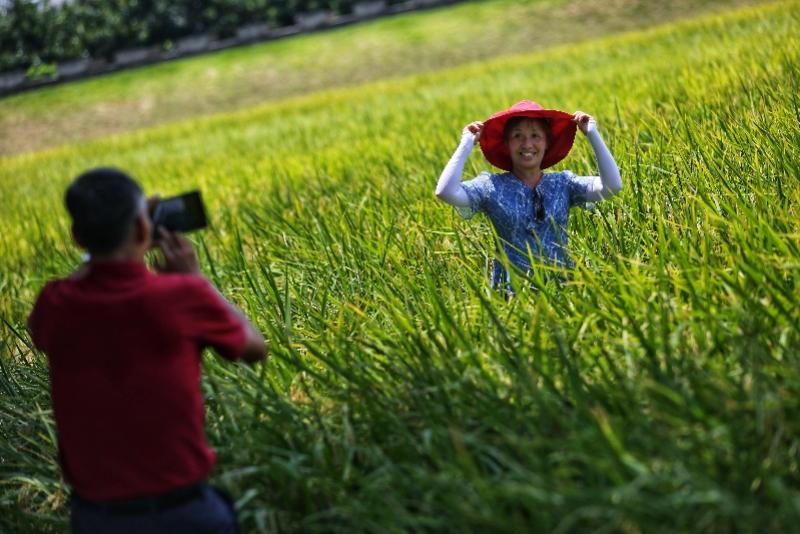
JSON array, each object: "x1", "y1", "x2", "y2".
[
  {"x1": 455, "y1": 171, "x2": 493, "y2": 219},
  {"x1": 180, "y1": 276, "x2": 247, "y2": 361},
  {"x1": 564, "y1": 170, "x2": 595, "y2": 209},
  {"x1": 434, "y1": 131, "x2": 474, "y2": 208}
]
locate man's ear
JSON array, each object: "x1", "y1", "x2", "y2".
[{"x1": 133, "y1": 212, "x2": 152, "y2": 248}]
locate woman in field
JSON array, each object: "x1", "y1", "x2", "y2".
[{"x1": 434, "y1": 100, "x2": 622, "y2": 289}]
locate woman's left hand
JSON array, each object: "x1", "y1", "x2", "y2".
[{"x1": 573, "y1": 111, "x2": 597, "y2": 134}]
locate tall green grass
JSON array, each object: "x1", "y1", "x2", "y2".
[{"x1": 2, "y1": 1, "x2": 800, "y2": 531}]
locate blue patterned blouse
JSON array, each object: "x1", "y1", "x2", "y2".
[{"x1": 457, "y1": 170, "x2": 593, "y2": 288}]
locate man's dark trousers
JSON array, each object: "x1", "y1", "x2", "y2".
[{"x1": 70, "y1": 484, "x2": 238, "y2": 533}]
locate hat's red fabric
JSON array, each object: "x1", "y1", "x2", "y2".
[{"x1": 479, "y1": 100, "x2": 577, "y2": 171}]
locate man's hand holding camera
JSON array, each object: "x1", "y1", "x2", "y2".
[
  {"x1": 147, "y1": 192, "x2": 201, "y2": 275},
  {"x1": 154, "y1": 226, "x2": 200, "y2": 275}
]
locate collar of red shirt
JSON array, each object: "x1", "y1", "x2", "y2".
[{"x1": 79, "y1": 261, "x2": 153, "y2": 287}]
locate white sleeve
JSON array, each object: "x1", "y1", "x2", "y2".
[
  {"x1": 434, "y1": 130, "x2": 475, "y2": 208},
  {"x1": 580, "y1": 122, "x2": 623, "y2": 202}
]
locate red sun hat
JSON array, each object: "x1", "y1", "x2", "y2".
[{"x1": 479, "y1": 100, "x2": 577, "y2": 171}]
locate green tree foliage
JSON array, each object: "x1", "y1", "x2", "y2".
[{"x1": 0, "y1": 0, "x2": 379, "y2": 73}]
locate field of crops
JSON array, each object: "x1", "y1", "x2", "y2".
[
  {"x1": 0, "y1": 0, "x2": 763, "y2": 156},
  {"x1": 1, "y1": 0, "x2": 799, "y2": 531}
]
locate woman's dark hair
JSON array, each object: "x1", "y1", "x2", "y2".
[
  {"x1": 65, "y1": 168, "x2": 143, "y2": 255},
  {"x1": 503, "y1": 116, "x2": 552, "y2": 145}
]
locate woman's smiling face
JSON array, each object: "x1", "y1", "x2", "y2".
[{"x1": 505, "y1": 118, "x2": 549, "y2": 172}]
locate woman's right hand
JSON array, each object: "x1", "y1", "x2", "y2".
[{"x1": 463, "y1": 121, "x2": 484, "y2": 141}]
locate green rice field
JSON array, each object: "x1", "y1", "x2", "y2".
[
  {"x1": 0, "y1": 0, "x2": 763, "y2": 156},
  {"x1": 1, "y1": 0, "x2": 799, "y2": 531}
]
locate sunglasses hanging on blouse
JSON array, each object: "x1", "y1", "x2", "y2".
[{"x1": 531, "y1": 187, "x2": 545, "y2": 222}]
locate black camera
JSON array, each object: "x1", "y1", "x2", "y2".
[{"x1": 151, "y1": 191, "x2": 208, "y2": 238}]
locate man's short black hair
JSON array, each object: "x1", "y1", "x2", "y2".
[{"x1": 65, "y1": 168, "x2": 143, "y2": 255}]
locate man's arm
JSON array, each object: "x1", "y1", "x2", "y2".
[
  {"x1": 224, "y1": 303, "x2": 267, "y2": 363},
  {"x1": 155, "y1": 227, "x2": 267, "y2": 363}
]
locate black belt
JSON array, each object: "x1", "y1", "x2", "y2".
[{"x1": 72, "y1": 482, "x2": 206, "y2": 515}]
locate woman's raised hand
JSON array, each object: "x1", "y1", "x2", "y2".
[
  {"x1": 463, "y1": 121, "x2": 485, "y2": 141},
  {"x1": 572, "y1": 111, "x2": 597, "y2": 135}
]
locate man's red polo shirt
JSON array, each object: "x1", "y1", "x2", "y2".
[{"x1": 28, "y1": 261, "x2": 247, "y2": 501}]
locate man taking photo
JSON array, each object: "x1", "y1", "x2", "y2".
[{"x1": 28, "y1": 167, "x2": 266, "y2": 533}]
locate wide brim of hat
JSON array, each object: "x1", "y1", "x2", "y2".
[{"x1": 479, "y1": 108, "x2": 577, "y2": 171}]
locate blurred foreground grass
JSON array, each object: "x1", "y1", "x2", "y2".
[{"x1": 1, "y1": 0, "x2": 800, "y2": 531}]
